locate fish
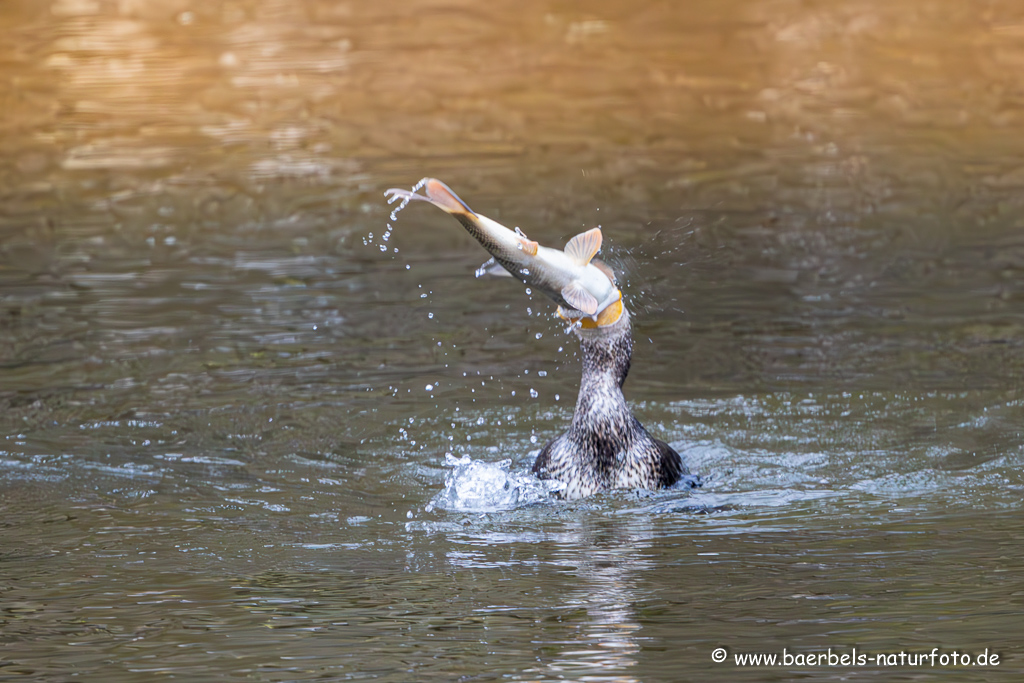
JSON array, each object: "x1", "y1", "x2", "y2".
[{"x1": 384, "y1": 178, "x2": 622, "y2": 323}]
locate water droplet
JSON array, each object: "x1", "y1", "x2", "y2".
[
  {"x1": 511, "y1": 390, "x2": 516, "y2": 397},
  {"x1": 428, "y1": 312, "x2": 434, "y2": 319},
  {"x1": 379, "y1": 244, "x2": 387, "y2": 251},
  {"x1": 520, "y1": 269, "x2": 530, "y2": 276},
  {"x1": 425, "y1": 384, "x2": 434, "y2": 391},
  {"x1": 537, "y1": 370, "x2": 547, "y2": 377},
  {"x1": 405, "y1": 264, "x2": 411, "y2": 270},
  {"x1": 529, "y1": 388, "x2": 538, "y2": 398},
  {"x1": 476, "y1": 416, "x2": 485, "y2": 425},
  {"x1": 555, "y1": 394, "x2": 560, "y2": 401},
  {"x1": 535, "y1": 332, "x2": 543, "y2": 339},
  {"x1": 530, "y1": 434, "x2": 538, "y2": 444}
]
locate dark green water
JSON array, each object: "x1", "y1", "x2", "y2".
[{"x1": 2, "y1": 0, "x2": 1023, "y2": 680}]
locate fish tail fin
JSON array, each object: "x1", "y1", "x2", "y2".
[
  {"x1": 424, "y1": 178, "x2": 475, "y2": 215},
  {"x1": 384, "y1": 178, "x2": 476, "y2": 216}
]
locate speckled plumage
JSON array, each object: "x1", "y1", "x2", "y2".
[{"x1": 532, "y1": 309, "x2": 689, "y2": 499}]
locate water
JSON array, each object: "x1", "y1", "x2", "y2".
[{"x1": 2, "y1": 0, "x2": 1024, "y2": 680}]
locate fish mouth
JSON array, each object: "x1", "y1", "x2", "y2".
[{"x1": 557, "y1": 297, "x2": 624, "y2": 328}]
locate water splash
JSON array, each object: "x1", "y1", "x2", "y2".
[
  {"x1": 563, "y1": 319, "x2": 583, "y2": 334},
  {"x1": 386, "y1": 176, "x2": 428, "y2": 221},
  {"x1": 426, "y1": 453, "x2": 564, "y2": 512}
]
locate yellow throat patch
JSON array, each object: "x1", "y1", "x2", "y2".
[{"x1": 557, "y1": 296, "x2": 623, "y2": 329}]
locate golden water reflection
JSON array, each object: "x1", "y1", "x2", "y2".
[{"x1": 5, "y1": 0, "x2": 1024, "y2": 222}]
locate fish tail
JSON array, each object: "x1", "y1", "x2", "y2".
[{"x1": 424, "y1": 179, "x2": 475, "y2": 215}]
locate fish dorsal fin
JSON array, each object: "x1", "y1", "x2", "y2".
[
  {"x1": 590, "y1": 257, "x2": 616, "y2": 284},
  {"x1": 564, "y1": 228, "x2": 602, "y2": 266},
  {"x1": 475, "y1": 257, "x2": 513, "y2": 278},
  {"x1": 561, "y1": 281, "x2": 599, "y2": 316}
]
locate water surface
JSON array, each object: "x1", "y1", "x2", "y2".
[{"x1": 2, "y1": 0, "x2": 1023, "y2": 680}]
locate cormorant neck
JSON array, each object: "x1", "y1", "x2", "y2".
[
  {"x1": 569, "y1": 309, "x2": 634, "y2": 432},
  {"x1": 576, "y1": 309, "x2": 633, "y2": 389}
]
